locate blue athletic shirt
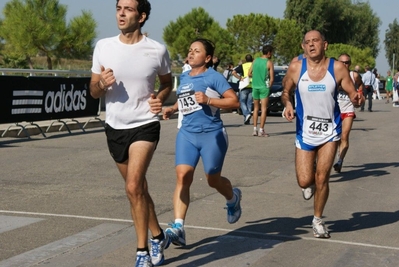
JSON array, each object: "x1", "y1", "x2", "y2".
[{"x1": 177, "y1": 68, "x2": 231, "y2": 133}]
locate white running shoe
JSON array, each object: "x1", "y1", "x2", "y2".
[
  {"x1": 312, "y1": 218, "x2": 330, "y2": 238},
  {"x1": 150, "y1": 231, "x2": 170, "y2": 266},
  {"x1": 302, "y1": 185, "x2": 315, "y2": 200},
  {"x1": 135, "y1": 252, "x2": 153, "y2": 267}
]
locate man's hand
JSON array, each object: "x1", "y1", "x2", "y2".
[
  {"x1": 351, "y1": 92, "x2": 365, "y2": 108},
  {"x1": 148, "y1": 93, "x2": 163, "y2": 114}
]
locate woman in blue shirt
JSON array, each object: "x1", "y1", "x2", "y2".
[{"x1": 163, "y1": 38, "x2": 242, "y2": 247}]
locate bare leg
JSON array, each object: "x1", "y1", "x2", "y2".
[
  {"x1": 338, "y1": 117, "x2": 354, "y2": 162},
  {"x1": 296, "y1": 141, "x2": 337, "y2": 218},
  {"x1": 259, "y1": 97, "x2": 269, "y2": 130},
  {"x1": 253, "y1": 99, "x2": 260, "y2": 129},
  {"x1": 206, "y1": 172, "x2": 234, "y2": 200},
  {"x1": 116, "y1": 141, "x2": 161, "y2": 249},
  {"x1": 172, "y1": 164, "x2": 195, "y2": 220}
]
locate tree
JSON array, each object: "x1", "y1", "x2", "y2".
[
  {"x1": 226, "y1": 13, "x2": 278, "y2": 61},
  {"x1": 0, "y1": 0, "x2": 97, "y2": 69},
  {"x1": 284, "y1": 0, "x2": 381, "y2": 58},
  {"x1": 273, "y1": 19, "x2": 303, "y2": 64},
  {"x1": 163, "y1": 7, "x2": 234, "y2": 64},
  {"x1": 326, "y1": 43, "x2": 375, "y2": 72},
  {"x1": 384, "y1": 19, "x2": 399, "y2": 72}
]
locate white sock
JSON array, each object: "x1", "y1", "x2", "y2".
[
  {"x1": 175, "y1": 219, "x2": 184, "y2": 227},
  {"x1": 254, "y1": 127, "x2": 257, "y2": 130},
  {"x1": 226, "y1": 193, "x2": 237, "y2": 204}
]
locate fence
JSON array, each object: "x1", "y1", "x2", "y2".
[{"x1": 0, "y1": 68, "x2": 180, "y2": 138}]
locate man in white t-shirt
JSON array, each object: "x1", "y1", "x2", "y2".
[{"x1": 89, "y1": 0, "x2": 173, "y2": 266}]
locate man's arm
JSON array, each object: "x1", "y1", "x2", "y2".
[
  {"x1": 282, "y1": 61, "x2": 300, "y2": 121},
  {"x1": 268, "y1": 60, "x2": 274, "y2": 88},
  {"x1": 148, "y1": 73, "x2": 173, "y2": 114},
  {"x1": 353, "y1": 71, "x2": 364, "y2": 94}
]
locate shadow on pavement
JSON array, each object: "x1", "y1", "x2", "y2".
[{"x1": 330, "y1": 162, "x2": 399, "y2": 182}]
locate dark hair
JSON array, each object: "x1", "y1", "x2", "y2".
[
  {"x1": 245, "y1": 54, "x2": 253, "y2": 62},
  {"x1": 116, "y1": 0, "x2": 151, "y2": 27},
  {"x1": 262, "y1": 45, "x2": 273, "y2": 55},
  {"x1": 192, "y1": 38, "x2": 215, "y2": 68}
]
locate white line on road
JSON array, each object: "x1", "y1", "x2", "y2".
[{"x1": 1, "y1": 209, "x2": 398, "y2": 251}]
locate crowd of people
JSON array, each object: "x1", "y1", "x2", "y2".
[{"x1": 89, "y1": 1, "x2": 395, "y2": 266}]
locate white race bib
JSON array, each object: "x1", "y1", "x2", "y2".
[
  {"x1": 177, "y1": 90, "x2": 202, "y2": 115},
  {"x1": 304, "y1": 116, "x2": 333, "y2": 137}
]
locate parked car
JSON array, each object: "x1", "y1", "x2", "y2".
[{"x1": 267, "y1": 65, "x2": 289, "y2": 114}]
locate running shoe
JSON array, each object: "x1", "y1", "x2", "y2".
[
  {"x1": 150, "y1": 231, "x2": 170, "y2": 266},
  {"x1": 312, "y1": 218, "x2": 330, "y2": 238},
  {"x1": 258, "y1": 130, "x2": 269, "y2": 137},
  {"x1": 333, "y1": 162, "x2": 342, "y2": 173},
  {"x1": 252, "y1": 129, "x2": 258, "y2": 136},
  {"x1": 226, "y1": 188, "x2": 242, "y2": 224},
  {"x1": 135, "y1": 252, "x2": 153, "y2": 267},
  {"x1": 244, "y1": 114, "x2": 251, "y2": 125},
  {"x1": 165, "y1": 223, "x2": 186, "y2": 246},
  {"x1": 302, "y1": 185, "x2": 315, "y2": 200}
]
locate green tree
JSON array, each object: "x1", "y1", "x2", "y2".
[
  {"x1": 326, "y1": 43, "x2": 375, "y2": 72},
  {"x1": 226, "y1": 13, "x2": 278, "y2": 61},
  {"x1": 273, "y1": 19, "x2": 303, "y2": 64},
  {"x1": 0, "y1": 0, "x2": 96, "y2": 69},
  {"x1": 284, "y1": 0, "x2": 380, "y2": 58},
  {"x1": 163, "y1": 7, "x2": 234, "y2": 64},
  {"x1": 384, "y1": 19, "x2": 399, "y2": 72}
]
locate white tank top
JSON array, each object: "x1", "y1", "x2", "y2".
[
  {"x1": 295, "y1": 58, "x2": 341, "y2": 146},
  {"x1": 337, "y1": 71, "x2": 355, "y2": 113}
]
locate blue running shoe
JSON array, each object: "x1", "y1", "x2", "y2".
[
  {"x1": 150, "y1": 231, "x2": 170, "y2": 266},
  {"x1": 135, "y1": 251, "x2": 153, "y2": 267},
  {"x1": 165, "y1": 223, "x2": 186, "y2": 246},
  {"x1": 226, "y1": 188, "x2": 242, "y2": 224}
]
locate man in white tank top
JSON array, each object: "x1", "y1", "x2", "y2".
[
  {"x1": 334, "y1": 53, "x2": 364, "y2": 173},
  {"x1": 282, "y1": 30, "x2": 364, "y2": 239}
]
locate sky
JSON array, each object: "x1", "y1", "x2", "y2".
[{"x1": 0, "y1": 0, "x2": 397, "y2": 75}]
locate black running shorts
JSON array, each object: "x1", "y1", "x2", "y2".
[{"x1": 105, "y1": 121, "x2": 160, "y2": 163}]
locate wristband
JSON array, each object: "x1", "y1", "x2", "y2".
[{"x1": 207, "y1": 97, "x2": 211, "y2": 105}]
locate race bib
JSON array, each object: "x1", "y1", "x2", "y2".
[
  {"x1": 338, "y1": 91, "x2": 350, "y2": 101},
  {"x1": 304, "y1": 116, "x2": 333, "y2": 137},
  {"x1": 177, "y1": 90, "x2": 202, "y2": 115}
]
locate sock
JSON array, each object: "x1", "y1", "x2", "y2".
[
  {"x1": 175, "y1": 219, "x2": 184, "y2": 227},
  {"x1": 313, "y1": 216, "x2": 321, "y2": 222},
  {"x1": 136, "y1": 247, "x2": 149, "y2": 254},
  {"x1": 152, "y1": 228, "x2": 165, "y2": 241},
  {"x1": 259, "y1": 128, "x2": 264, "y2": 132},
  {"x1": 254, "y1": 127, "x2": 257, "y2": 131},
  {"x1": 226, "y1": 192, "x2": 237, "y2": 204}
]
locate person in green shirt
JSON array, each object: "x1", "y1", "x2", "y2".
[
  {"x1": 385, "y1": 70, "x2": 393, "y2": 103},
  {"x1": 249, "y1": 45, "x2": 274, "y2": 137}
]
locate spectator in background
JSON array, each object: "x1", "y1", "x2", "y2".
[
  {"x1": 232, "y1": 54, "x2": 254, "y2": 124},
  {"x1": 249, "y1": 45, "x2": 274, "y2": 137},
  {"x1": 354, "y1": 65, "x2": 360, "y2": 73},
  {"x1": 372, "y1": 69, "x2": 382, "y2": 100},
  {"x1": 385, "y1": 70, "x2": 393, "y2": 103},
  {"x1": 360, "y1": 65, "x2": 375, "y2": 112},
  {"x1": 393, "y1": 67, "x2": 399, "y2": 107},
  {"x1": 212, "y1": 56, "x2": 220, "y2": 71},
  {"x1": 89, "y1": 0, "x2": 173, "y2": 266}
]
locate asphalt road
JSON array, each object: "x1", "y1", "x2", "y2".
[{"x1": 1, "y1": 99, "x2": 399, "y2": 267}]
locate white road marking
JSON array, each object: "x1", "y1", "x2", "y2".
[{"x1": 1, "y1": 210, "x2": 398, "y2": 252}]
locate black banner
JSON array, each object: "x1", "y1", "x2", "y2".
[{"x1": 0, "y1": 76, "x2": 100, "y2": 124}]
